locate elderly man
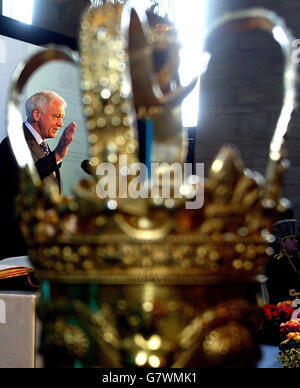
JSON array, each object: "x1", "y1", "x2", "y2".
[
  {"x1": 24, "y1": 90, "x2": 76, "y2": 190},
  {"x1": 0, "y1": 90, "x2": 76, "y2": 259}
]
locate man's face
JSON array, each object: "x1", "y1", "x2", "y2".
[
  {"x1": 283, "y1": 237, "x2": 299, "y2": 252},
  {"x1": 36, "y1": 99, "x2": 65, "y2": 139}
]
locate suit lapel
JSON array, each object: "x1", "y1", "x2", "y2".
[
  {"x1": 23, "y1": 125, "x2": 45, "y2": 162},
  {"x1": 23, "y1": 124, "x2": 61, "y2": 192}
]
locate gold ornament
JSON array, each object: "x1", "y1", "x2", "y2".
[{"x1": 6, "y1": 3, "x2": 298, "y2": 367}]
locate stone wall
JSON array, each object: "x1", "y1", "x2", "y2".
[
  {"x1": 32, "y1": 0, "x2": 88, "y2": 38},
  {"x1": 196, "y1": 0, "x2": 300, "y2": 220}
]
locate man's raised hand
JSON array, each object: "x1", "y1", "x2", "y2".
[{"x1": 55, "y1": 122, "x2": 76, "y2": 163}]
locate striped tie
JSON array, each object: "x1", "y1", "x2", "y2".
[{"x1": 40, "y1": 141, "x2": 50, "y2": 156}]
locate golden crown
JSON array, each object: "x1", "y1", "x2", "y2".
[
  {"x1": 6, "y1": 2, "x2": 298, "y2": 368},
  {"x1": 9, "y1": 4, "x2": 296, "y2": 283}
]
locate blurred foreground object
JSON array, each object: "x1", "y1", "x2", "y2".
[{"x1": 6, "y1": 1, "x2": 298, "y2": 367}]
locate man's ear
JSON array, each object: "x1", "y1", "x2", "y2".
[{"x1": 32, "y1": 108, "x2": 41, "y2": 121}]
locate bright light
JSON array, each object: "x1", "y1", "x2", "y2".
[
  {"x1": 172, "y1": 0, "x2": 207, "y2": 127},
  {"x1": 2, "y1": 0, "x2": 34, "y2": 25},
  {"x1": 148, "y1": 355, "x2": 160, "y2": 368},
  {"x1": 135, "y1": 351, "x2": 148, "y2": 366},
  {"x1": 147, "y1": 335, "x2": 162, "y2": 350}
]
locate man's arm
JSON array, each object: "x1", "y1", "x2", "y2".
[
  {"x1": 0, "y1": 136, "x2": 56, "y2": 192},
  {"x1": 0, "y1": 121, "x2": 76, "y2": 183},
  {"x1": 0, "y1": 137, "x2": 20, "y2": 192},
  {"x1": 35, "y1": 151, "x2": 62, "y2": 179},
  {"x1": 36, "y1": 122, "x2": 76, "y2": 179},
  {"x1": 0, "y1": 137, "x2": 28, "y2": 259}
]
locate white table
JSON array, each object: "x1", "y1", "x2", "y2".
[{"x1": 0, "y1": 290, "x2": 37, "y2": 368}]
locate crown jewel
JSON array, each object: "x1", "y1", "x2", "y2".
[{"x1": 7, "y1": 2, "x2": 298, "y2": 368}]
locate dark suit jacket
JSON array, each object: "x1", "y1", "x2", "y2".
[
  {"x1": 23, "y1": 126, "x2": 62, "y2": 190},
  {"x1": 0, "y1": 124, "x2": 62, "y2": 260}
]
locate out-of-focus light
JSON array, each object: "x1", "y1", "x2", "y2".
[
  {"x1": 172, "y1": 0, "x2": 207, "y2": 127},
  {"x1": 107, "y1": 200, "x2": 118, "y2": 210},
  {"x1": 2, "y1": 0, "x2": 34, "y2": 25},
  {"x1": 148, "y1": 335, "x2": 162, "y2": 350},
  {"x1": 211, "y1": 159, "x2": 223, "y2": 173},
  {"x1": 148, "y1": 355, "x2": 160, "y2": 368},
  {"x1": 135, "y1": 351, "x2": 148, "y2": 366},
  {"x1": 273, "y1": 26, "x2": 289, "y2": 46}
]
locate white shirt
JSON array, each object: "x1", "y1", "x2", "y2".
[{"x1": 24, "y1": 120, "x2": 48, "y2": 146}]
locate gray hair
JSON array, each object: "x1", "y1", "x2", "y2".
[{"x1": 25, "y1": 90, "x2": 67, "y2": 121}]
